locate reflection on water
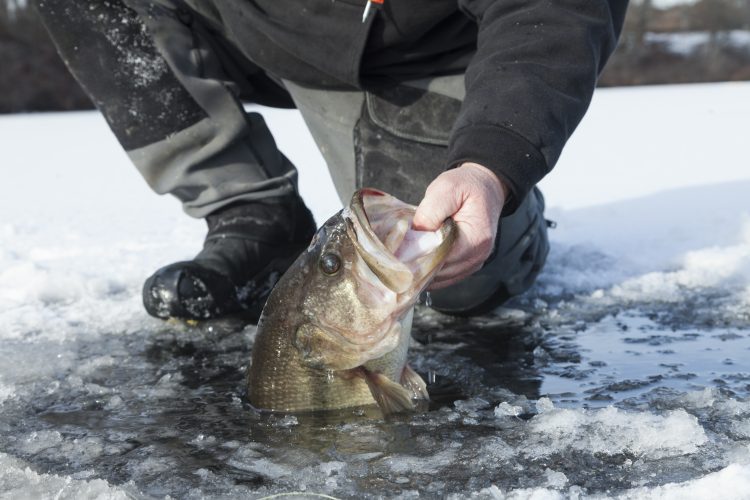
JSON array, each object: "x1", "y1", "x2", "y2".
[{"x1": 1, "y1": 287, "x2": 750, "y2": 498}]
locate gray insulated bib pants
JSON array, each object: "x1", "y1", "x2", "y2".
[{"x1": 35, "y1": 0, "x2": 549, "y2": 313}]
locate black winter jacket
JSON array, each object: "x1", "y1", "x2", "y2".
[{"x1": 197, "y1": 0, "x2": 628, "y2": 210}]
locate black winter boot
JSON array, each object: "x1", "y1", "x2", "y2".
[{"x1": 142, "y1": 196, "x2": 316, "y2": 322}]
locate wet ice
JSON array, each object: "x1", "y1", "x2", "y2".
[{"x1": 4, "y1": 301, "x2": 748, "y2": 498}]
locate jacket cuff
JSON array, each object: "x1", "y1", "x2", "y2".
[{"x1": 446, "y1": 125, "x2": 548, "y2": 214}]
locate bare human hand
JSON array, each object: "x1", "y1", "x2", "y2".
[{"x1": 412, "y1": 162, "x2": 508, "y2": 290}]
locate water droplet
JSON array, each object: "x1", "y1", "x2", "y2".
[
  {"x1": 428, "y1": 370, "x2": 436, "y2": 384},
  {"x1": 425, "y1": 291, "x2": 432, "y2": 308}
]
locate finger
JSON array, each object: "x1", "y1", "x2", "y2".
[{"x1": 412, "y1": 175, "x2": 462, "y2": 231}]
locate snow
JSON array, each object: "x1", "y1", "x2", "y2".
[
  {"x1": 613, "y1": 464, "x2": 750, "y2": 500},
  {"x1": 649, "y1": 0, "x2": 699, "y2": 9},
  {"x1": 537, "y1": 82, "x2": 750, "y2": 321},
  {"x1": 468, "y1": 465, "x2": 750, "y2": 500},
  {"x1": 494, "y1": 401, "x2": 523, "y2": 417},
  {"x1": 526, "y1": 406, "x2": 707, "y2": 459},
  {"x1": 539, "y1": 82, "x2": 750, "y2": 210},
  {"x1": 0, "y1": 452, "x2": 130, "y2": 500},
  {"x1": 644, "y1": 31, "x2": 750, "y2": 55},
  {"x1": 1, "y1": 82, "x2": 750, "y2": 498}
]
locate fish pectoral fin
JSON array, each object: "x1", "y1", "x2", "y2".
[
  {"x1": 295, "y1": 324, "x2": 369, "y2": 370},
  {"x1": 400, "y1": 364, "x2": 429, "y2": 401},
  {"x1": 359, "y1": 367, "x2": 415, "y2": 415}
]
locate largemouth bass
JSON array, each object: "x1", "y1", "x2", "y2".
[{"x1": 247, "y1": 188, "x2": 457, "y2": 414}]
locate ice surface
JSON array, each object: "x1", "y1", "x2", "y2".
[
  {"x1": 0, "y1": 452, "x2": 131, "y2": 500},
  {"x1": 612, "y1": 464, "x2": 750, "y2": 500},
  {"x1": 526, "y1": 407, "x2": 707, "y2": 459},
  {"x1": 494, "y1": 402, "x2": 523, "y2": 417},
  {"x1": 2, "y1": 83, "x2": 750, "y2": 498}
]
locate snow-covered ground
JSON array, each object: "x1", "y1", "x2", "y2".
[{"x1": 1, "y1": 82, "x2": 749, "y2": 498}]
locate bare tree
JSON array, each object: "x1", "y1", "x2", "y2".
[
  {"x1": 0, "y1": 2, "x2": 92, "y2": 113},
  {"x1": 636, "y1": 0, "x2": 653, "y2": 47},
  {"x1": 690, "y1": 0, "x2": 745, "y2": 34}
]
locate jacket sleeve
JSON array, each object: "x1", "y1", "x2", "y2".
[{"x1": 447, "y1": 0, "x2": 628, "y2": 212}]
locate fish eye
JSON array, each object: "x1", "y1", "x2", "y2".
[{"x1": 320, "y1": 253, "x2": 341, "y2": 275}]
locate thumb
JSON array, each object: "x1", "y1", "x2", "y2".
[{"x1": 412, "y1": 181, "x2": 461, "y2": 231}]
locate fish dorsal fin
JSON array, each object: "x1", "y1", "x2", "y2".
[{"x1": 360, "y1": 368, "x2": 415, "y2": 415}]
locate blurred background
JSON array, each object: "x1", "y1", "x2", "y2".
[{"x1": 1, "y1": 0, "x2": 749, "y2": 114}]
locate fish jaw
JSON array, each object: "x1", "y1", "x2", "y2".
[
  {"x1": 337, "y1": 187, "x2": 457, "y2": 365},
  {"x1": 331, "y1": 188, "x2": 456, "y2": 363},
  {"x1": 346, "y1": 188, "x2": 457, "y2": 299}
]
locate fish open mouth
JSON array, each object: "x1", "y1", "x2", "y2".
[{"x1": 344, "y1": 188, "x2": 457, "y2": 294}]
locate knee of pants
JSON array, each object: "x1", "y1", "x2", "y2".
[
  {"x1": 354, "y1": 85, "x2": 463, "y2": 206},
  {"x1": 493, "y1": 187, "x2": 550, "y2": 298},
  {"x1": 289, "y1": 78, "x2": 465, "y2": 207}
]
